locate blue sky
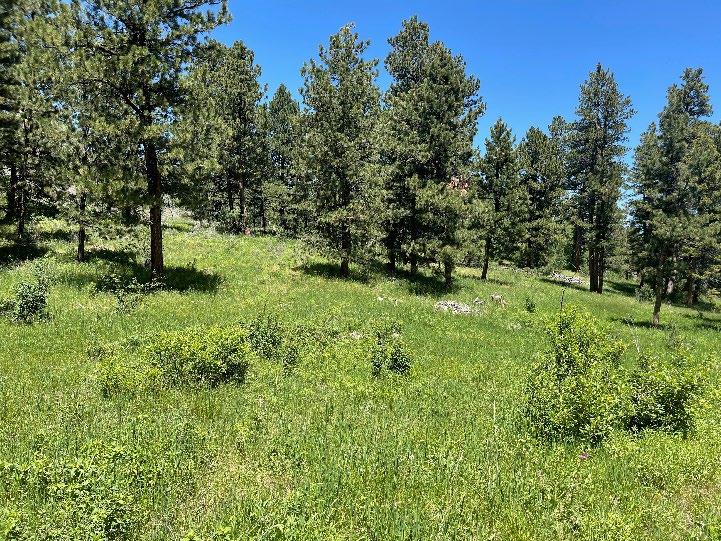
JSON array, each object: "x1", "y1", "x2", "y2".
[{"x1": 212, "y1": 0, "x2": 721, "y2": 154}]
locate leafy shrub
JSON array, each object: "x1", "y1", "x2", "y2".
[
  {"x1": 525, "y1": 297, "x2": 537, "y2": 313},
  {"x1": 370, "y1": 318, "x2": 412, "y2": 376},
  {"x1": 148, "y1": 326, "x2": 254, "y2": 386},
  {"x1": 524, "y1": 306, "x2": 631, "y2": 443},
  {"x1": 635, "y1": 283, "x2": 655, "y2": 302},
  {"x1": 95, "y1": 272, "x2": 149, "y2": 312},
  {"x1": 93, "y1": 345, "x2": 160, "y2": 398},
  {"x1": 628, "y1": 348, "x2": 701, "y2": 434},
  {"x1": 3, "y1": 278, "x2": 50, "y2": 323},
  {"x1": 525, "y1": 306, "x2": 705, "y2": 444},
  {"x1": 246, "y1": 311, "x2": 284, "y2": 360}
]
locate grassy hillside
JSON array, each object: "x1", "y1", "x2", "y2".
[{"x1": 1, "y1": 218, "x2": 720, "y2": 540}]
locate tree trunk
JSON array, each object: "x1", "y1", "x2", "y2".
[
  {"x1": 239, "y1": 176, "x2": 250, "y2": 236},
  {"x1": 340, "y1": 224, "x2": 350, "y2": 278},
  {"x1": 6, "y1": 165, "x2": 17, "y2": 221},
  {"x1": 652, "y1": 255, "x2": 666, "y2": 328},
  {"x1": 588, "y1": 246, "x2": 597, "y2": 292},
  {"x1": 410, "y1": 256, "x2": 418, "y2": 276},
  {"x1": 77, "y1": 192, "x2": 87, "y2": 262},
  {"x1": 597, "y1": 247, "x2": 605, "y2": 294},
  {"x1": 17, "y1": 185, "x2": 25, "y2": 238},
  {"x1": 444, "y1": 261, "x2": 453, "y2": 287},
  {"x1": 481, "y1": 236, "x2": 492, "y2": 280},
  {"x1": 686, "y1": 276, "x2": 695, "y2": 307},
  {"x1": 573, "y1": 224, "x2": 583, "y2": 272},
  {"x1": 144, "y1": 140, "x2": 164, "y2": 282}
]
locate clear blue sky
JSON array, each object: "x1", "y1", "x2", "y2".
[{"x1": 212, "y1": 0, "x2": 721, "y2": 154}]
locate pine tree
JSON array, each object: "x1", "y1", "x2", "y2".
[
  {"x1": 517, "y1": 126, "x2": 566, "y2": 268},
  {"x1": 68, "y1": 0, "x2": 229, "y2": 280},
  {"x1": 265, "y1": 84, "x2": 303, "y2": 235},
  {"x1": 630, "y1": 68, "x2": 719, "y2": 326},
  {"x1": 475, "y1": 118, "x2": 520, "y2": 279},
  {"x1": 301, "y1": 23, "x2": 382, "y2": 278},
  {"x1": 568, "y1": 63, "x2": 634, "y2": 293},
  {"x1": 383, "y1": 16, "x2": 483, "y2": 278}
]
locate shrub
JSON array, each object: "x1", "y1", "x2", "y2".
[
  {"x1": 3, "y1": 278, "x2": 50, "y2": 323},
  {"x1": 370, "y1": 318, "x2": 412, "y2": 377},
  {"x1": 246, "y1": 311, "x2": 284, "y2": 361},
  {"x1": 95, "y1": 272, "x2": 148, "y2": 313},
  {"x1": 148, "y1": 326, "x2": 254, "y2": 386},
  {"x1": 525, "y1": 296, "x2": 537, "y2": 313},
  {"x1": 93, "y1": 345, "x2": 160, "y2": 398},
  {"x1": 635, "y1": 283, "x2": 655, "y2": 303},
  {"x1": 524, "y1": 306, "x2": 631, "y2": 443},
  {"x1": 628, "y1": 348, "x2": 701, "y2": 434}
]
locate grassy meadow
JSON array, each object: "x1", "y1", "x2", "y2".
[{"x1": 1, "y1": 217, "x2": 720, "y2": 540}]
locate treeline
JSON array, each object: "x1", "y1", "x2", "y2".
[{"x1": 1, "y1": 1, "x2": 719, "y2": 325}]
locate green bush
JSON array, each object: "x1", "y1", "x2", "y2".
[
  {"x1": 635, "y1": 283, "x2": 655, "y2": 303},
  {"x1": 3, "y1": 278, "x2": 50, "y2": 323},
  {"x1": 246, "y1": 311, "x2": 284, "y2": 361},
  {"x1": 149, "y1": 326, "x2": 254, "y2": 386},
  {"x1": 93, "y1": 345, "x2": 161, "y2": 398},
  {"x1": 370, "y1": 318, "x2": 412, "y2": 377},
  {"x1": 629, "y1": 348, "x2": 701, "y2": 434},
  {"x1": 524, "y1": 306, "x2": 631, "y2": 443},
  {"x1": 525, "y1": 297, "x2": 537, "y2": 313},
  {"x1": 524, "y1": 306, "x2": 704, "y2": 444}
]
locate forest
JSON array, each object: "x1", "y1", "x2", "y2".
[
  {"x1": 1, "y1": 1, "x2": 721, "y2": 540},
  {"x1": 1, "y1": 1, "x2": 719, "y2": 326}
]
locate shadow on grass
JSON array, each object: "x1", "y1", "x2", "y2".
[
  {"x1": 163, "y1": 265, "x2": 222, "y2": 293},
  {"x1": 300, "y1": 261, "x2": 373, "y2": 283},
  {"x1": 539, "y1": 277, "x2": 588, "y2": 292},
  {"x1": 605, "y1": 279, "x2": 639, "y2": 298},
  {"x1": 0, "y1": 242, "x2": 49, "y2": 264},
  {"x1": 299, "y1": 259, "x2": 458, "y2": 297},
  {"x1": 462, "y1": 273, "x2": 511, "y2": 287},
  {"x1": 611, "y1": 317, "x2": 668, "y2": 330}
]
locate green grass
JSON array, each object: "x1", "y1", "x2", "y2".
[{"x1": 1, "y1": 218, "x2": 720, "y2": 540}]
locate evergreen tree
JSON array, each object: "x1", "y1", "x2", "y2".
[
  {"x1": 474, "y1": 118, "x2": 520, "y2": 279},
  {"x1": 383, "y1": 16, "x2": 483, "y2": 278},
  {"x1": 68, "y1": 0, "x2": 229, "y2": 280},
  {"x1": 517, "y1": 126, "x2": 566, "y2": 268},
  {"x1": 630, "y1": 68, "x2": 719, "y2": 326},
  {"x1": 568, "y1": 63, "x2": 634, "y2": 293},
  {"x1": 265, "y1": 84, "x2": 303, "y2": 235},
  {"x1": 300, "y1": 24, "x2": 382, "y2": 278}
]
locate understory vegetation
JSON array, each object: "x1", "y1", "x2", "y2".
[{"x1": 0, "y1": 219, "x2": 720, "y2": 540}]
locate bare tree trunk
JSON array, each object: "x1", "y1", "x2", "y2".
[
  {"x1": 17, "y1": 184, "x2": 25, "y2": 238},
  {"x1": 481, "y1": 236, "x2": 492, "y2": 280},
  {"x1": 588, "y1": 246, "x2": 597, "y2": 292},
  {"x1": 77, "y1": 192, "x2": 87, "y2": 262},
  {"x1": 444, "y1": 261, "x2": 453, "y2": 287},
  {"x1": 686, "y1": 275, "x2": 695, "y2": 307},
  {"x1": 598, "y1": 247, "x2": 605, "y2": 294},
  {"x1": 227, "y1": 178, "x2": 234, "y2": 212},
  {"x1": 144, "y1": 139, "x2": 164, "y2": 282}
]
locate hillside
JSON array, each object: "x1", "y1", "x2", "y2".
[{"x1": 0, "y1": 218, "x2": 720, "y2": 540}]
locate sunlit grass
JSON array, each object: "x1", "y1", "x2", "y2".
[{"x1": 0, "y1": 218, "x2": 720, "y2": 540}]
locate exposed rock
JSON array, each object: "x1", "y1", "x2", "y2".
[
  {"x1": 550, "y1": 272, "x2": 586, "y2": 285},
  {"x1": 434, "y1": 300, "x2": 476, "y2": 314}
]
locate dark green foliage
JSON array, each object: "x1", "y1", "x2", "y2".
[
  {"x1": 382, "y1": 17, "x2": 483, "y2": 279},
  {"x1": 568, "y1": 63, "x2": 634, "y2": 293},
  {"x1": 301, "y1": 24, "x2": 382, "y2": 277},
  {"x1": 524, "y1": 296, "x2": 537, "y2": 313},
  {"x1": 9, "y1": 279, "x2": 48, "y2": 322},
  {"x1": 370, "y1": 318, "x2": 412, "y2": 376},
  {"x1": 246, "y1": 311, "x2": 284, "y2": 361},
  {"x1": 635, "y1": 283, "x2": 655, "y2": 302}
]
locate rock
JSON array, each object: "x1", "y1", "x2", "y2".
[
  {"x1": 550, "y1": 272, "x2": 586, "y2": 285},
  {"x1": 434, "y1": 300, "x2": 476, "y2": 314}
]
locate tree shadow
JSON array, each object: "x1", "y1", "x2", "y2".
[
  {"x1": 88, "y1": 247, "x2": 138, "y2": 266},
  {"x1": 163, "y1": 265, "x2": 222, "y2": 293},
  {"x1": 610, "y1": 317, "x2": 669, "y2": 330},
  {"x1": 605, "y1": 279, "x2": 639, "y2": 298},
  {"x1": 300, "y1": 261, "x2": 373, "y2": 283},
  {"x1": 539, "y1": 277, "x2": 588, "y2": 292},
  {"x1": 462, "y1": 274, "x2": 511, "y2": 287},
  {"x1": 0, "y1": 242, "x2": 49, "y2": 265}
]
